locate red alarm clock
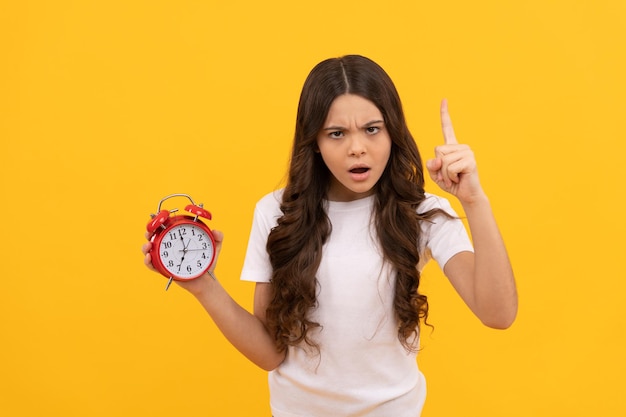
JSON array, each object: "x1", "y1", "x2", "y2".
[{"x1": 146, "y1": 194, "x2": 216, "y2": 290}]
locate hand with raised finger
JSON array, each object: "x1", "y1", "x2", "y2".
[{"x1": 426, "y1": 99, "x2": 484, "y2": 204}]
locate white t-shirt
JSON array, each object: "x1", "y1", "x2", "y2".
[{"x1": 241, "y1": 190, "x2": 474, "y2": 417}]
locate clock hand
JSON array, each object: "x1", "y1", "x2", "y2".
[
  {"x1": 169, "y1": 237, "x2": 191, "y2": 289},
  {"x1": 177, "y1": 253, "x2": 186, "y2": 272},
  {"x1": 176, "y1": 239, "x2": 192, "y2": 272}
]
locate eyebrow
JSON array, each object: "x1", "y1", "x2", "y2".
[{"x1": 322, "y1": 120, "x2": 385, "y2": 131}]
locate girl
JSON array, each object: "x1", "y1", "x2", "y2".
[{"x1": 142, "y1": 55, "x2": 517, "y2": 416}]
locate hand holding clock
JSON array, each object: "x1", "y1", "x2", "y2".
[
  {"x1": 142, "y1": 228, "x2": 224, "y2": 294},
  {"x1": 142, "y1": 195, "x2": 222, "y2": 293}
]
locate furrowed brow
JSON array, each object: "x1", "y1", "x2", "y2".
[
  {"x1": 322, "y1": 125, "x2": 346, "y2": 131},
  {"x1": 361, "y1": 120, "x2": 384, "y2": 128},
  {"x1": 322, "y1": 120, "x2": 384, "y2": 131}
]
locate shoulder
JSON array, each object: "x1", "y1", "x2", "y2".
[
  {"x1": 253, "y1": 189, "x2": 284, "y2": 224},
  {"x1": 256, "y1": 188, "x2": 284, "y2": 209},
  {"x1": 417, "y1": 194, "x2": 473, "y2": 269},
  {"x1": 418, "y1": 193, "x2": 457, "y2": 215}
]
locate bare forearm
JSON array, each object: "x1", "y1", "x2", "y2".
[
  {"x1": 462, "y1": 194, "x2": 518, "y2": 328},
  {"x1": 190, "y1": 276, "x2": 285, "y2": 371}
]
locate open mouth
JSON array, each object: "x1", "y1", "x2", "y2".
[{"x1": 349, "y1": 167, "x2": 370, "y2": 174}]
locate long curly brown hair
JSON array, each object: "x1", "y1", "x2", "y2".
[{"x1": 266, "y1": 55, "x2": 443, "y2": 353}]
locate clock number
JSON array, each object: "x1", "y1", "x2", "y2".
[{"x1": 154, "y1": 221, "x2": 214, "y2": 279}]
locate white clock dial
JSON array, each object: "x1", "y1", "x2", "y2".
[{"x1": 158, "y1": 223, "x2": 214, "y2": 279}]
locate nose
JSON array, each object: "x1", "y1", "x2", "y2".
[{"x1": 348, "y1": 134, "x2": 366, "y2": 157}]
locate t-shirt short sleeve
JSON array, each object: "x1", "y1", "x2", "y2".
[
  {"x1": 240, "y1": 191, "x2": 284, "y2": 283},
  {"x1": 241, "y1": 191, "x2": 473, "y2": 281},
  {"x1": 418, "y1": 194, "x2": 474, "y2": 271}
]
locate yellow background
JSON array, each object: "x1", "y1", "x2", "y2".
[{"x1": 2, "y1": 1, "x2": 625, "y2": 416}]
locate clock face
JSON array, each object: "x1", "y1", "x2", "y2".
[{"x1": 157, "y1": 223, "x2": 215, "y2": 279}]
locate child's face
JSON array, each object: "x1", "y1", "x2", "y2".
[{"x1": 316, "y1": 94, "x2": 392, "y2": 202}]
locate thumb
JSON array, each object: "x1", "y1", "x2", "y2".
[
  {"x1": 208, "y1": 229, "x2": 224, "y2": 273},
  {"x1": 212, "y1": 229, "x2": 224, "y2": 243},
  {"x1": 212, "y1": 229, "x2": 224, "y2": 253},
  {"x1": 425, "y1": 158, "x2": 443, "y2": 183},
  {"x1": 426, "y1": 157, "x2": 441, "y2": 173}
]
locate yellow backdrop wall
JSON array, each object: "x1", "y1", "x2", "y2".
[{"x1": 2, "y1": 1, "x2": 625, "y2": 416}]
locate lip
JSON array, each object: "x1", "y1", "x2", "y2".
[{"x1": 348, "y1": 164, "x2": 371, "y2": 181}]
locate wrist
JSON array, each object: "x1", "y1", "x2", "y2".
[
  {"x1": 459, "y1": 190, "x2": 490, "y2": 210},
  {"x1": 179, "y1": 271, "x2": 219, "y2": 298}
]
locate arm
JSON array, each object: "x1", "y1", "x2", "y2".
[
  {"x1": 142, "y1": 231, "x2": 286, "y2": 370},
  {"x1": 426, "y1": 99, "x2": 518, "y2": 329}
]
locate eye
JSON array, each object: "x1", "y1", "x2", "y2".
[
  {"x1": 366, "y1": 126, "x2": 381, "y2": 135},
  {"x1": 329, "y1": 130, "x2": 344, "y2": 139}
]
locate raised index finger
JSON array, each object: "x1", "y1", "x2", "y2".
[{"x1": 440, "y1": 98, "x2": 458, "y2": 145}]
